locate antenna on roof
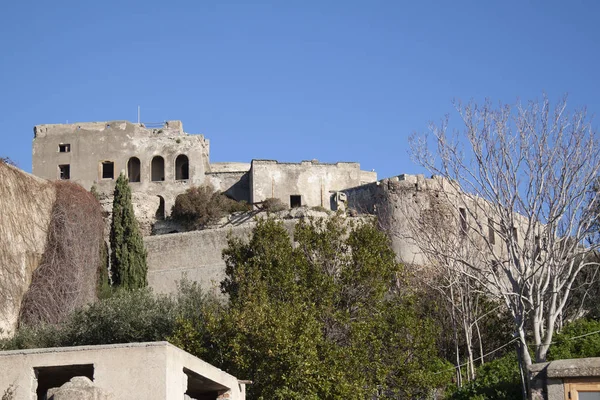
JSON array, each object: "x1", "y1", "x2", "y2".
[{"x1": 137, "y1": 106, "x2": 140, "y2": 125}]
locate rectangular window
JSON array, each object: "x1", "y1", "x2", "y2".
[
  {"x1": 58, "y1": 144, "x2": 71, "y2": 153},
  {"x1": 102, "y1": 161, "x2": 114, "y2": 179},
  {"x1": 459, "y1": 208, "x2": 467, "y2": 235},
  {"x1": 290, "y1": 195, "x2": 302, "y2": 208},
  {"x1": 564, "y1": 379, "x2": 600, "y2": 400},
  {"x1": 58, "y1": 164, "x2": 70, "y2": 180},
  {"x1": 488, "y1": 218, "x2": 495, "y2": 245}
]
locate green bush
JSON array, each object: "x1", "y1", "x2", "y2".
[
  {"x1": 2, "y1": 282, "x2": 219, "y2": 351},
  {"x1": 171, "y1": 185, "x2": 251, "y2": 229},
  {"x1": 60, "y1": 289, "x2": 176, "y2": 346},
  {"x1": 449, "y1": 352, "x2": 521, "y2": 400},
  {"x1": 548, "y1": 319, "x2": 600, "y2": 360}
]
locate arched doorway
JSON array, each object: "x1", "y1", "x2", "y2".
[
  {"x1": 175, "y1": 154, "x2": 189, "y2": 180},
  {"x1": 151, "y1": 156, "x2": 165, "y2": 181},
  {"x1": 127, "y1": 157, "x2": 141, "y2": 182}
]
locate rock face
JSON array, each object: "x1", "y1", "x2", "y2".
[
  {"x1": 0, "y1": 162, "x2": 55, "y2": 336},
  {"x1": 47, "y1": 376, "x2": 113, "y2": 400}
]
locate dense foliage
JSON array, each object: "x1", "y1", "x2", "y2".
[
  {"x1": 449, "y1": 353, "x2": 521, "y2": 400},
  {"x1": 171, "y1": 185, "x2": 251, "y2": 229},
  {"x1": 109, "y1": 173, "x2": 147, "y2": 289},
  {"x1": 548, "y1": 319, "x2": 600, "y2": 360},
  {"x1": 3, "y1": 282, "x2": 210, "y2": 351},
  {"x1": 171, "y1": 216, "x2": 452, "y2": 399}
]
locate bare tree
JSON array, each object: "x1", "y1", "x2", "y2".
[
  {"x1": 387, "y1": 184, "x2": 497, "y2": 386},
  {"x1": 408, "y1": 95, "x2": 600, "y2": 376}
]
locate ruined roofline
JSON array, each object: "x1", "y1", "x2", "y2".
[
  {"x1": 251, "y1": 159, "x2": 361, "y2": 167},
  {"x1": 33, "y1": 120, "x2": 193, "y2": 138},
  {"x1": 342, "y1": 173, "x2": 450, "y2": 192}
]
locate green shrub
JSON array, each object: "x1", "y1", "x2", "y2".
[
  {"x1": 449, "y1": 352, "x2": 521, "y2": 400},
  {"x1": 171, "y1": 185, "x2": 251, "y2": 229},
  {"x1": 310, "y1": 205, "x2": 329, "y2": 213},
  {"x1": 548, "y1": 319, "x2": 600, "y2": 360},
  {"x1": 2, "y1": 282, "x2": 221, "y2": 351},
  {"x1": 60, "y1": 289, "x2": 176, "y2": 346},
  {"x1": 0, "y1": 324, "x2": 62, "y2": 351}
]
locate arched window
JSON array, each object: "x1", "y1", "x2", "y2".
[
  {"x1": 175, "y1": 154, "x2": 189, "y2": 180},
  {"x1": 151, "y1": 156, "x2": 165, "y2": 181},
  {"x1": 127, "y1": 157, "x2": 141, "y2": 182}
]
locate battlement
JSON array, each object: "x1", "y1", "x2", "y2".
[{"x1": 34, "y1": 120, "x2": 188, "y2": 139}]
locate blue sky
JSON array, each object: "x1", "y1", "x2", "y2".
[{"x1": 1, "y1": 1, "x2": 599, "y2": 179}]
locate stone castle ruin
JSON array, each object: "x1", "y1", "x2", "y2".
[
  {"x1": 32, "y1": 120, "x2": 377, "y2": 221},
  {"x1": 29, "y1": 119, "x2": 384, "y2": 294},
  {"x1": 32, "y1": 119, "x2": 523, "y2": 301}
]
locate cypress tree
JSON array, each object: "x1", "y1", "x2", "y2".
[{"x1": 109, "y1": 173, "x2": 147, "y2": 289}]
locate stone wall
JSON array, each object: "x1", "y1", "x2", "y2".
[
  {"x1": 343, "y1": 173, "x2": 529, "y2": 266},
  {"x1": 0, "y1": 162, "x2": 55, "y2": 336},
  {"x1": 250, "y1": 159, "x2": 376, "y2": 210},
  {"x1": 145, "y1": 220, "x2": 297, "y2": 295},
  {"x1": 207, "y1": 171, "x2": 251, "y2": 203}
]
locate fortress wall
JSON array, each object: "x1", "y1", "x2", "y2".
[
  {"x1": 207, "y1": 171, "x2": 250, "y2": 202},
  {"x1": 144, "y1": 221, "x2": 296, "y2": 295},
  {"x1": 343, "y1": 174, "x2": 451, "y2": 265},
  {"x1": 250, "y1": 160, "x2": 373, "y2": 210}
]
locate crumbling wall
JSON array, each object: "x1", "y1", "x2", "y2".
[
  {"x1": 32, "y1": 120, "x2": 210, "y2": 213},
  {"x1": 250, "y1": 159, "x2": 376, "y2": 210},
  {"x1": 207, "y1": 171, "x2": 250, "y2": 202},
  {"x1": 0, "y1": 162, "x2": 55, "y2": 336}
]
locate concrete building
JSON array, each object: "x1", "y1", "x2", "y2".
[
  {"x1": 31, "y1": 120, "x2": 377, "y2": 216},
  {"x1": 0, "y1": 342, "x2": 247, "y2": 400},
  {"x1": 529, "y1": 357, "x2": 600, "y2": 400}
]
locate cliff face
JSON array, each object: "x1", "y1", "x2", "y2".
[{"x1": 0, "y1": 162, "x2": 55, "y2": 336}]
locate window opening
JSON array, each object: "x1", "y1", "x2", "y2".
[
  {"x1": 175, "y1": 154, "x2": 189, "y2": 180},
  {"x1": 58, "y1": 144, "x2": 70, "y2": 153},
  {"x1": 290, "y1": 195, "x2": 302, "y2": 208},
  {"x1": 59, "y1": 164, "x2": 70, "y2": 180},
  {"x1": 459, "y1": 208, "x2": 467, "y2": 235},
  {"x1": 151, "y1": 156, "x2": 165, "y2": 181},
  {"x1": 156, "y1": 196, "x2": 165, "y2": 220},
  {"x1": 488, "y1": 218, "x2": 495, "y2": 245},
  {"x1": 101, "y1": 161, "x2": 114, "y2": 179},
  {"x1": 184, "y1": 367, "x2": 228, "y2": 399},
  {"x1": 34, "y1": 364, "x2": 94, "y2": 400},
  {"x1": 127, "y1": 157, "x2": 141, "y2": 183}
]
